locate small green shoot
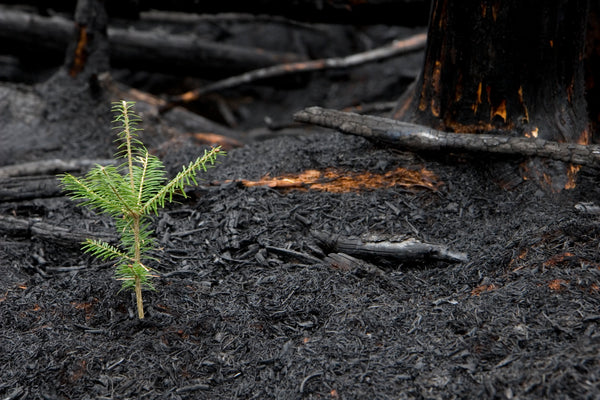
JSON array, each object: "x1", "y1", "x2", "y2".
[{"x1": 60, "y1": 100, "x2": 225, "y2": 319}]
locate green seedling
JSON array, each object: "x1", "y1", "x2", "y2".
[{"x1": 60, "y1": 100, "x2": 225, "y2": 319}]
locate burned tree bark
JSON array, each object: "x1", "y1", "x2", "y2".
[
  {"x1": 394, "y1": 1, "x2": 590, "y2": 144},
  {"x1": 586, "y1": 1, "x2": 600, "y2": 136}
]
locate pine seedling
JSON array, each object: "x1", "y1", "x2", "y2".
[{"x1": 60, "y1": 100, "x2": 225, "y2": 319}]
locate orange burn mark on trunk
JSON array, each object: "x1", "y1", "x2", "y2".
[
  {"x1": 233, "y1": 167, "x2": 440, "y2": 193},
  {"x1": 565, "y1": 165, "x2": 581, "y2": 190},
  {"x1": 577, "y1": 128, "x2": 591, "y2": 145},
  {"x1": 567, "y1": 79, "x2": 574, "y2": 104},
  {"x1": 430, "y1": 60, "x2": 442, "y2": 117},
  {"x1": 472, "y1": 81, "x2": 483, "y2": 114},
  {"x1": 454, "y1": 74, "x2": 463, "y2": 102},
  {"x1": 517, "y1": 86, "x2": 529, "y2": 124},
  {"x1": 69, "y1": 25, "x2": 88, "y2": 77},
  {"x1": 491, "y1": 2, "x2": 499, "y2": 21},
  {"x1": 524, "y1": 127, "x2": 539, "y2": 138},
  {"x1": 491, "y1": 99, "x2": 507, "y2": 123}
]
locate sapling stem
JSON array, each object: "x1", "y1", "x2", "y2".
[{"x1": 60, "y1": 100, "x2": 225, "y2": 319}]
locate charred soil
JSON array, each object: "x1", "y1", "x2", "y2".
[
  {"x1": 0, "y1": 6, "x2": 600, "y2": 399},
  {"x1": 1, "y1": 127, "x2": 600, "y2": 399}
]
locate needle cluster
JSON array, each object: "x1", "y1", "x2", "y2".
[{"x1": 60, "y1": 100, "x2": 225, "y2": 319}]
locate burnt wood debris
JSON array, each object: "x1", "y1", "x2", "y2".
[
  {"x1": 1, "y1": 0, "x2": 600, "y2": 399},
  {"x1": 294, "y1": 106, "x2": 600, "y2": 168}
]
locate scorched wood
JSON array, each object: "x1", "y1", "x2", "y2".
[
  {"x1": 294, "y1": 107, "x2": 600, "y2": 168},
  {"x1": 312, "y1": 230, "x2": 468, "y2": 264},
  {"x1": 0, "y1": 7, "x2": 303, "y2": 77},
  {"x1": 0, "y1": 215, "x2": 116, "y2": 245},
  {"x1": 167, "y1": 32, "x2": 427, "y2": 107}
]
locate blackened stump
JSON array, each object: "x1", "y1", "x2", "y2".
[{"x1": 395, "y1": 0, "x2": 591, "y2": 146}]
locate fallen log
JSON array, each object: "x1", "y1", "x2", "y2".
[
  {"x1": 0, "y1": 7, "x2": 304, "y2": 77},
  {"x1": 8, "y1": 0, "x2": 430, "y2": 25},
  {"x1": 294, "y1": 107, "x2": 600, "y2": 168},
  {"x1": 133, "y1": 0, "x2": 431, "y2": 25},
  {"x1": 312, "y1": 230, "x2": 468, "y2": 264}
]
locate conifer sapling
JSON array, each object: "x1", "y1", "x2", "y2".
[{"x1": 60, "y1": 100, "x2": 225, "y2": 319}]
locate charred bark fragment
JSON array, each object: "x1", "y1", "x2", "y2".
[
  {"x1": 323, "y1": 252, "x2": 385, "y2": 276},
  {"x1": 0, "y1": 214, "x2": 116, "y2": 246},
  {"x1": 312, "y1": 230, "x2": 468, "y2": 264},
  {"x1": 394, "y1": 0, "x2": 591, "y2": 145},
  {"x1": 294, "y1": 107, "x2": 600, "y2": 167}
]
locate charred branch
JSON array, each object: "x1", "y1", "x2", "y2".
[
  {"x1": 294, "y1": 107, "x2": 600, "y2": 168},
  {"x1": 323, "y1": 252, "x2": 385, "y2": 276},
  {"x1": 0, "y1": 159, "x2": 112, "y2": 202},
  {"x1": 132, "y1": 0, "x2": 431, "y2": 25},
  {"x1": 0, "y1": 214, "x2": 116, "y2": 245},
  {"x1": 312, "y1": 230, "x2": 468, "y2": 264},
  {"x1": 0, "y1": 158, "x2": 114, "y2": 178},
  {"x1": 166, "y1": 32, "x2": 427, "y2": 107}
]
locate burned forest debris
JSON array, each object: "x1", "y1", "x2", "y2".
[
  {"x1": 312, "y1": 230, "x2": 468, "y2": 264},
  {"x1": 166, "y1": 32, "x2": 427, "y2": 107},
  {"x1": 0, "y1": 214, "x2": 116, "y2": 245},
  {"x1": 0, "y1": 7, "x2": 304, "y2": 77},
  {"x1": 294, "y1": 106, "x2": 600, "y2": 168},
  {"x1": 2, "y1": 1, "x2": 600, "y2": 399},
  {"x1": 0, "y1": 158, "x2": 115, "y2": 178}
]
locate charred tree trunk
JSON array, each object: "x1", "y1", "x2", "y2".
[
  {"x1": 394, "y1": 0, "x2": 590, "y2": 145},
  {"x1": 586, "y1": 0, "x2": 600, "y2": 137}
]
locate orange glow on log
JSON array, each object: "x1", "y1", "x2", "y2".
[{"x1": 234, "y1": 167, "x2": 440, "y2": 193}]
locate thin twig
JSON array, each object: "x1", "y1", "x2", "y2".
[{"x1": 165, "y1": 32, "x2": 427, "y2": 107}]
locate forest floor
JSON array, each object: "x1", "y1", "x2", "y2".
[{"x1": 1, "y1": 7, "x2": 600, "y2": 400}]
